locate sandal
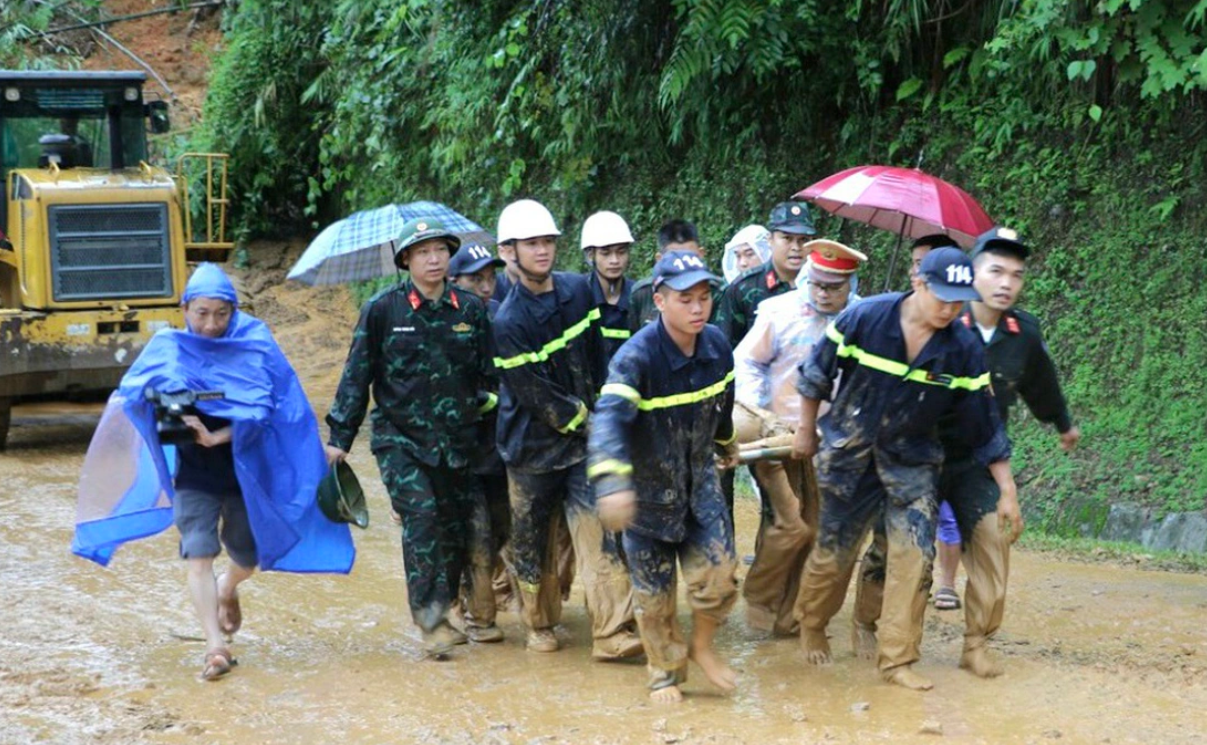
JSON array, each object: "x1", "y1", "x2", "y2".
[
  {"x1": 933, "y1": 586, "x2": 961, "y2": 610},
  {"x1": 201, "y1": 647, "x2": 236, "y2": 681}
]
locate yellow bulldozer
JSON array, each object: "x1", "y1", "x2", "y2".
[{"x1": 0, "y1": 70, "x2": 231, "y2": 449}]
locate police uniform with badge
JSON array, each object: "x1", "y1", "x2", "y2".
[
  {"x1": 713, "y1": 201, "x2": 817, "y2": 350},
  {"x1": 588, "y1": 251, "x2": 740, "y2": 693},
  {"x1": 326, "y1": 217, "x2": 494, "y2": 652}
]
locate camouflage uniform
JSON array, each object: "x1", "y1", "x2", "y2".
[
  {"x1": 712, "y1": 260, "x2": 793, "y2": 350},
  {"x1": 327, "y1": 281, "x2": 493, "y2": 633}
]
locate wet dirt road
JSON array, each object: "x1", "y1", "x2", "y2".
[{"x1": 3, "y1": 256, "x2": 1206, "y2": 745}]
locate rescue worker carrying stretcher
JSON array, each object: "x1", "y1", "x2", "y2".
[
  {"x1": 791, "y1": 247, "x2": 1017, "y2": 691},
  {"x1": 589, "y1": 250, "x2": 742, "y2": 703},
  {"x1": 491, "y1": 199, "x2": 641, "y2": 658},
  {"x1": 734, "y1": 240, "x2": 867, "y2": 637}
]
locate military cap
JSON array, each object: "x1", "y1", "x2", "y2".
[
  {"x1": 395, "y1": 217, "x2": 462, "y2": 269},
  {"x1": 767, "y1": 201, "x2": 817, "y2": 235}
]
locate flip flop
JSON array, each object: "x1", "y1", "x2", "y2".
[
  {"x1": 933, "y1": 586, "x2": 961, "y2": 610},
  {"x1": 201, "y1": 647, "x2": 236, "y2": 681},
  {"x1": 218, "y1": 579, "x2": 242, "y2": 636}
]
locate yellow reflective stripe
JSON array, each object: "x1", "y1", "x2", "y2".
[
  {"x1": 607, "y1": 371, "x2": 735, "y2": 412},
  {"x1": 477, "y1": 392, "x2": 498, "y2": 414},
  {"x1": 825, "y1": 324, "x2": 990, "y2": 391},
  {"x1": 587, "y1": 459, "x2": 633, "y2": 479},
  {"x1": 556, "y1": 403, "x2": 588, "y2": 434},
  {"x1": 600, "y1": 383, "x2": 641, "y2": 405},
  {"x1": 493, "y1": 307, "x2": 603, "y2": 370},
  {"x1": 714, "y1": 430, "x2": 737, "y2": 446},
  {"x1": 601, "y1": 327, "x2": 631, "y2": 340}
]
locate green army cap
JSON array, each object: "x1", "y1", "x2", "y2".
[
  {"x1": 317, "y1": 460, "x2": 369, "y2": 529},
  {"x1": 394, "y1": 217, "x2": 462, "y2": 269},
  {"x1": 767, "y1": 201, "x2": 817, "y2": 236}
]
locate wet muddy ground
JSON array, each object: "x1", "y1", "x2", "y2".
[{"x1": 3, "y1": 256, "x2": 1206, "y2": 745}]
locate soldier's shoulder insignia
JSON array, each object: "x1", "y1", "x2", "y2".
[{"x1": 451, "y1": 322, "x2": 472, "y2": 333}]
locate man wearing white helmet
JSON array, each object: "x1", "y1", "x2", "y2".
[
  {"x1": 492, "y1": 199, "x2": 641, "y2": 658},
  {"x1": 581, "y1": 210, "x2": 636, "y2": 360}
]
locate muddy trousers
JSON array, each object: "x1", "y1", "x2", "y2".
[
  {"x1": 375, "y1": 446, "x2": 473, "y2": 634},
  {"x1": 854, "y1": 458, "x2": 1008, "y2": 652},
  {"x1": 795, "y1": 453, "x2": 938, "y2": 672},
  {"x1": 744, "y1": 457, "x2": 819, "y2": 635},
  {"x1": 623, "y1": 514, "x2": 738, "y2": 690},
  {"x1": 507, "y1": 463, "x2": 635, "y2": 644},
  {"x1": 462, "y1": 471, "x2": 512, "y2": 629}
]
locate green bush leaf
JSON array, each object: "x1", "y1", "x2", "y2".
[{"x1": 896, "y1": 77, "x2": 923, "y2": 101}]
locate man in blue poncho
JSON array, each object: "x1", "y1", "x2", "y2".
[{"x1": 73, "y1": 263, "x2": 354, "y2": 682}]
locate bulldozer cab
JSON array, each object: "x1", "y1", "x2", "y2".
[{"x1": 0, "y1": 71, "x2": 160, "y2": 239}]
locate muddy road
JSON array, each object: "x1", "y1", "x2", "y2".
[{"x1": 3, "y1": 253, "x2": 1206, "y2": 745}]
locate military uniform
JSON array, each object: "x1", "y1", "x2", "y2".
[
  {"x1": 712, "y1": 261, "x2": 794, "y2": 350},
  {"x1": 327, "y1": 277, "x2": 493, "y2": 635},
  {"x1": 589, "y1": 295, "x2": 738, "y2": 691},
  {"x1": 794, "y1": 281, "x2": 1010, "y2": 675},
  {"x1": 492, "y1": 270, "x2": 637, "y2": 656}
]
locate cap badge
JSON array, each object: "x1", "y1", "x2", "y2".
[
  {"x1": 416, "y1": 222, "x2": 428, "y2": 232},
  {"x1": 822, "y1": 249, "x2": 836, "y2": 259},
  {"x1": 451, "y1": 322, "x2": 471, "y2": 333},
  {"x1": 790, "y1": 206, "x2": 801, "y2": 215}
]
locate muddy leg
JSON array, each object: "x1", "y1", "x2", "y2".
[
  {"x1": 852, "y1": 515, "x2": 886, "y2": 662},
  {"x1": 624, "y1": 532, "x2": 688, "y2": 699},
  {"x1": 507, "y1": 468, "x2": 564, "y2": 644},
  {"x1": 961, "y1": 512, "x2": 1009, "y2": 678},
  {"x1": 743, "y1": 458, "x2": 810, "y2": 635},
  {"x1": 681, "y1": 513, "x2": 738, "y2": 692}
]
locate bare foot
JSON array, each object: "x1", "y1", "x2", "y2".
[
  {"x1": 882, "y1": 665, "x2": 934, "y2": 690},
  {"x1": 960, "y1": 646, "x2": 1004, "y2": 678},
  {"x1": 852, "y1": 623, "x2": 877, "y2": 662},
  {"x1": 689, "y1": 643, "x2": 738, "y2": 691},
  {"x1": 650, "y1": 685, "x2": 683, "y2": 704},
  {"x1": 801, "y1": 628, "x2": 832, "y2": 665}
]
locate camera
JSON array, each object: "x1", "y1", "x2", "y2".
[{"x1": 143, "y1": 388, "x2": 226, "y2": 444}]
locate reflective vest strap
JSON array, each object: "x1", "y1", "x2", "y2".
[{"x1": 493, "y1": 307, "x2": 602, "y2": 370}]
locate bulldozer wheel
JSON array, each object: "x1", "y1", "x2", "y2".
[{"x1": 0, "y1": 398, "x2": 11, "y2": 451}]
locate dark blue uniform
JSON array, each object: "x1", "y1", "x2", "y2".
[
  {"x1": 587, "y1": 272, "x2": 633, "y2": 360},
  {"x1": 588, "y1": 319, "x2": 738, "y2": 689},
  {"x1": 491, "y1": 271, "x2": 636, "y2": 652},
  {"x1": 794, "y1": 292, "x2": 1009, "y2": 673}
]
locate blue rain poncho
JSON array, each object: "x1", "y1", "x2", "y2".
[{"x1": 72, "y1": 264, "x2": 355, "y2": 572}]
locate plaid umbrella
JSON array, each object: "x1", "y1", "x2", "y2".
[{"x1": 287, "y1": 201, "x2": 494, "y2": 285}]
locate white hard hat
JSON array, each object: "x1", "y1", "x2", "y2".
[
  {"x1": 580, "y1": 210, "x2": 635, "y2": 250},
  {"x1": 497, "y1": 199, "x2": 561, "y2": 243}
]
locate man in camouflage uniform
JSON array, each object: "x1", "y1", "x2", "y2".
[
  {"x1": 713, "y1": 201, "x2": 816, "y2": 349},
  {"x1": 326, "y1": 218, "x2": 494, "y2": 657}
]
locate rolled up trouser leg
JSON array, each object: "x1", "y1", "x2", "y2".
[
  {"x1": 507, "y1": 467, "x2": 565, "y2": 631},
  {"x1": 794, "y1": 458, "x2": 885, "y2": 633},
  {"x1": 623, "y1": 531, "x2": 688, "y2": 689},
  {"x1": 564, "y1": 462, "x2": 636, "y2": 643},
  {"x1": 680, "y1": 508, "x2": 739, "y2": 623},
  {"x1": 874, "y1": 460, "x2": 939, "y2": 672},
  {"x1": 745, "y1": 458, "x2": 811, "y2": 634}
]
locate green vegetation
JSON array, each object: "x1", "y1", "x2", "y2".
[{"x1": 9, "y1": 1, "x2": 1207, "y2": 525}]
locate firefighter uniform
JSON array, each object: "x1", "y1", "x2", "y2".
[
  {"x1": 588, "y1": 293, "x2": 738, "y2": 691},
  {"x1": 589, "y1": 272, "x2": 634, "y2": 360},
  {"x1": 854, "y1": 303, "x2": 1073, "y2": 665},
  {"x1": 492, "y1": 270, "x2": 638, "y2": 656},
  {"x1": 794, "y1": 281, "x2": 1010, "y2": 675},
  {"x1": 327, "y1": 266, "x2": 493, "y2": 636}
]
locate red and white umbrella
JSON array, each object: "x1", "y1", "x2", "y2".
[{"x1": 795, "y1": 165, "x2": 993, "y2": 248}]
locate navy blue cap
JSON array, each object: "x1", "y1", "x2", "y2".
[
  {"x1": 919, "y1": 246, "x2": 981, "y2": 302},
  {"x1": 448, "y1": 243, "x2": 505, "y2": 277},
  {"x1": 653, "y1": 250, "x2": 721, "y2": 291},
  {"x1": 971, "y1": 226, "x2": 1029, "y2": 260}
]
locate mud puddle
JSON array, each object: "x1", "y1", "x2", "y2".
[{"x1": 2, "y1": 246, "x2": 1206, "y2": 744}]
